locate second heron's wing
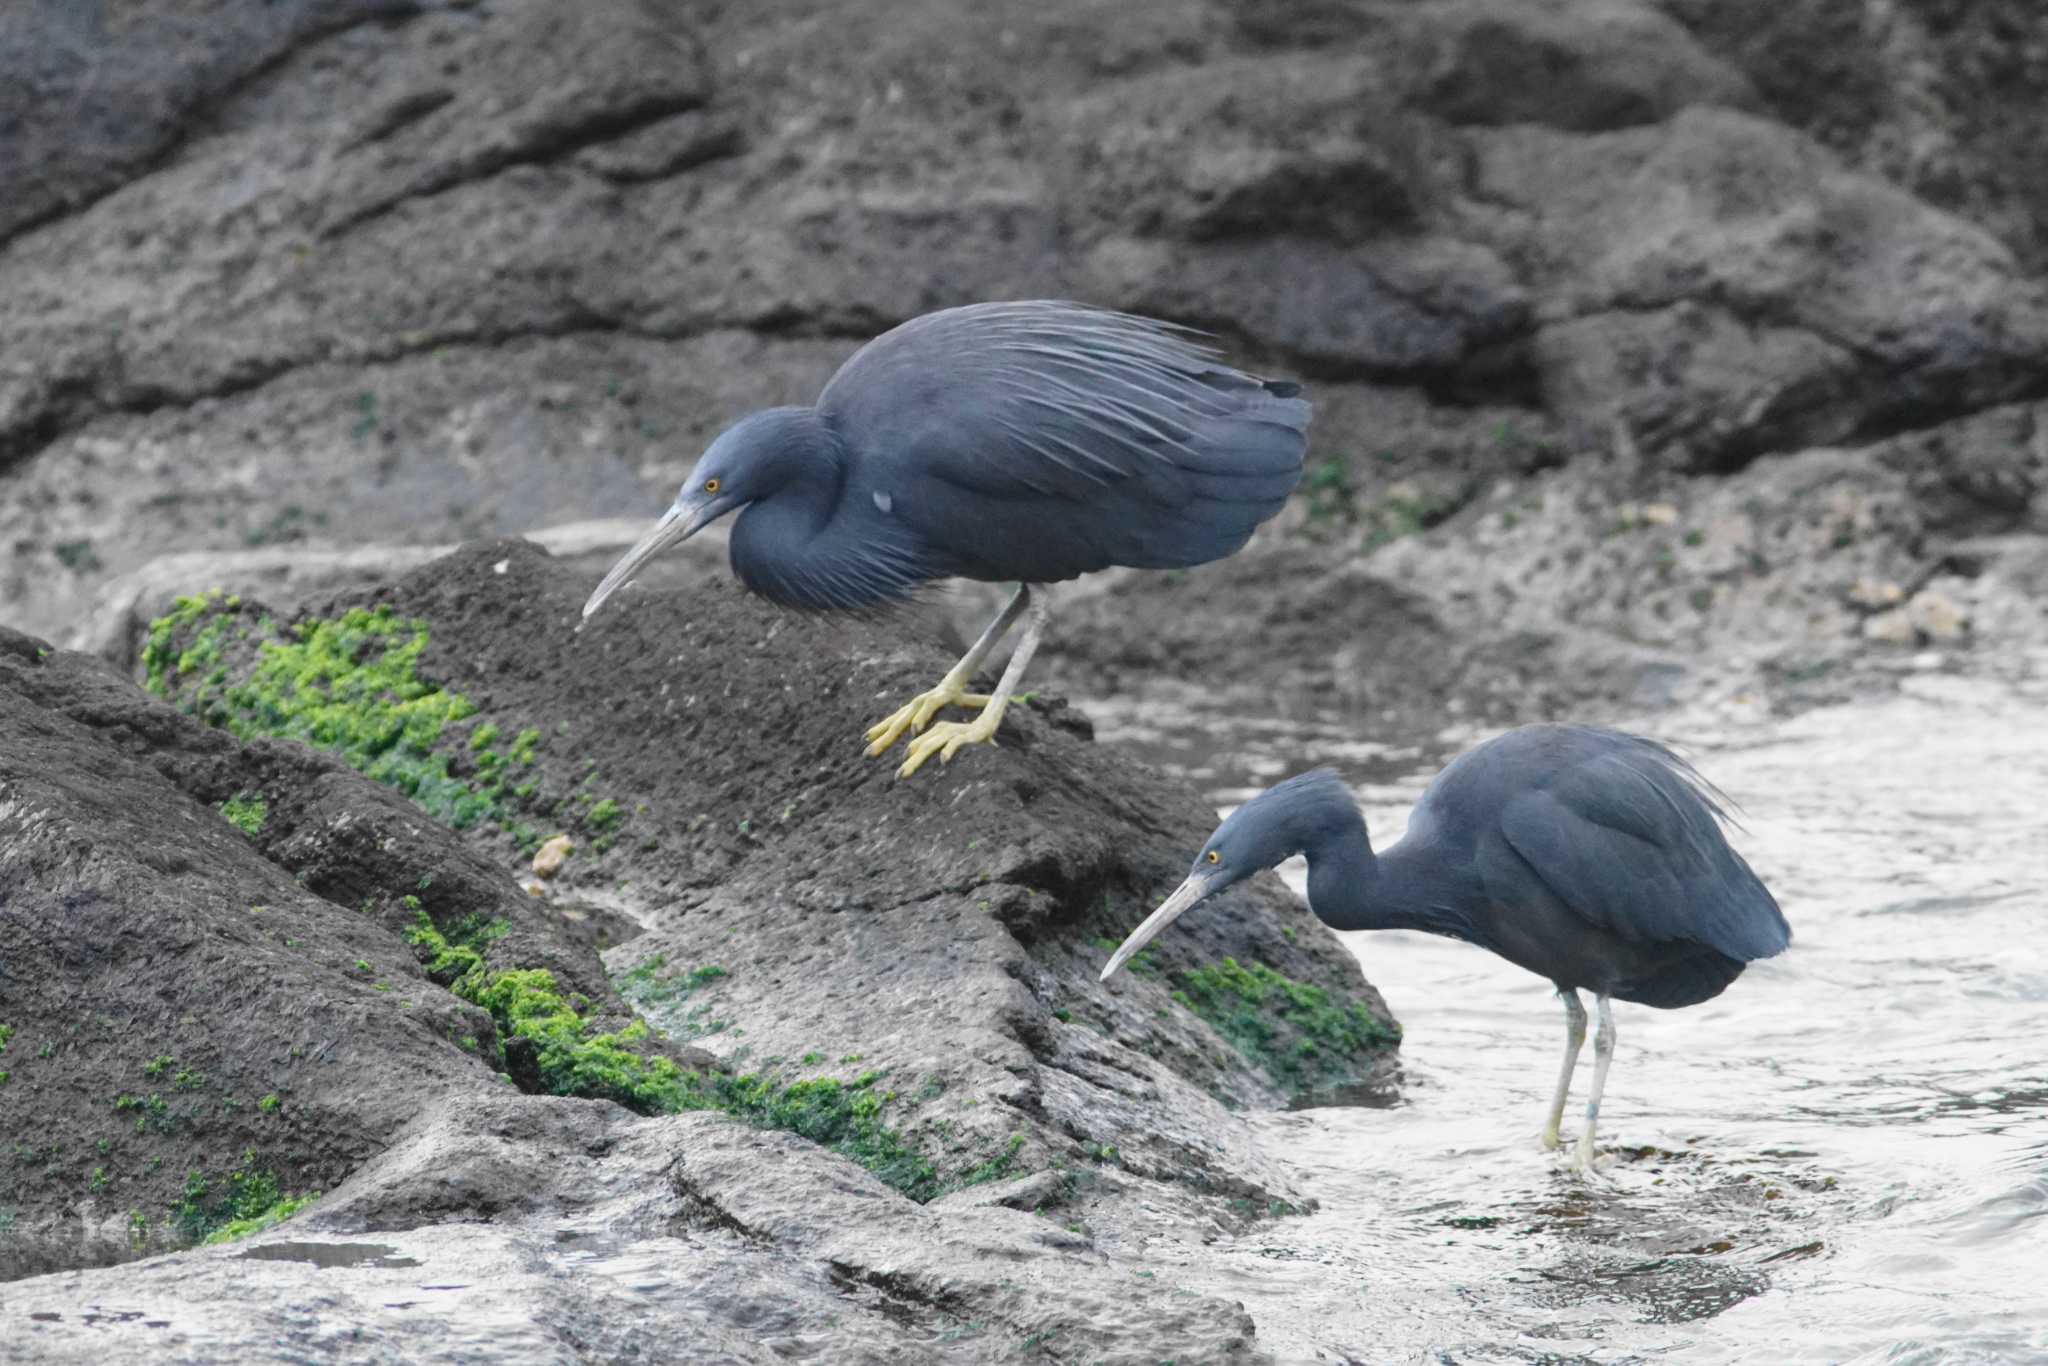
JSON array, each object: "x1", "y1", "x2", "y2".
[{"x1": 1496, "y1": 736, "x2": 1790, "y2": 963}]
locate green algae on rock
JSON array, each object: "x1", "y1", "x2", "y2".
[
  {"x1": 218, "y1": 791, "x2": 267, "y2": 837},
  {"x1": 1174, "y1": 957, "x2": 1401, "y2": 1093},
  {"x1": 142, "y1": 594, "x2": 546, "y2": 835},
  {"x1": 169, "y1": 1153, "x2": 318, "y2": 1245},
  {"x1": 406, "y1": 916, "x2": 941, "y2": 1199}
]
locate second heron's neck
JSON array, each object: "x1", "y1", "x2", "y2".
[{"x1": 1304, "y1": 830, "x2": 1473, "y2": 940}]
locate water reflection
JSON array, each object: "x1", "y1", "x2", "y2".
[{"x1": 1086, "y1": 665, "x2": 2048, "y2": 1363}]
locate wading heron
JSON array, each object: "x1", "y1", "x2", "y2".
[
  {"x1": 1099, "y1": 725, "x2": 1789, "y2": 1175},
  {"x1": 582, "y1": 300, "x2": 1310, "y2": 777}
]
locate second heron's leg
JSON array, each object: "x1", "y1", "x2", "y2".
[
  {"x1": 1541, "y1": 989, "x2": 1587, "y2": 1151},
  {"x1": 1571, "y1": 993, "x2": 1616, "y2": 1177},
  {"x1": 863, "y1": 585, "x2": 1029, "y2": 758},
  {"x1": 896, "y1": 584, "x2": 1048, "y2": 779}
]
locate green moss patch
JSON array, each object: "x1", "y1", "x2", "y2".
[
  {"x1": 219, "y1": 792, "x2": 267, "y2": 837},
  {"x1": 170, "y1": 1151, "x2": 317, "y2": 1245},
  {"x1": 409, "y1": 921, "x2": 937, "y2": 1200},
  {"x1": 143, "y1": 595, "x2": 555, "y2": 835},
  {"x1": 1173, "y1": 958, "x2": 1399, "y2": 1093}
]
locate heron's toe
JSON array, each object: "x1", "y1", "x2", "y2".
[
  {"x1": 1567, "y1": 1143, "x2": 1609, "y2": 1183},
  {"x1": 863, "y1": 702, "x2": 919, "y2": 755},
  {"x1": 896, "y1": 716, "x2": 998, "y2": 778},
  {"x1": 864, "y1": 687, "x2": 995, "y2": 756},
  {"x1": 1539, "y1": 1126, "x2": 1563, "y2": 1152}
]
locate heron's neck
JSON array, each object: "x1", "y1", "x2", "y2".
[
  {"x1": 739, "y1": 407, "x2": 846, "y2": 535},
  {"x1": 1304, "y1": 828, "x2": 1472, "y2": 939},
  {"x1": 728, "y1": 408, "x2": 932, "y2": 610}
]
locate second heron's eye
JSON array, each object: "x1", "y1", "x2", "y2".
[
  {"x1": 1206, "y1": 850, "x2": 1220, "y2": 865},
  {"x1": 704, "y1": 478, "x2": 721, "y2": 494}
]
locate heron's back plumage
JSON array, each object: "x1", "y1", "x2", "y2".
[{"x1": 817, "y1": 301, "x2": 1310, "y2": 585}]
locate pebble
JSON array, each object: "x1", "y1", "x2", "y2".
[
  {"x1": 1906, "y1": 589, "x2": 1967, "y2": 641},
  {"x1": 1861, "y1": 608, "x2": 1917, "y2": 645},
  {"x1": 1847, "y1": 577, "x2": 1904, "y2": 609},
  {"x1": 532, "y1": 835, "x2": 575, "y2": 878}
]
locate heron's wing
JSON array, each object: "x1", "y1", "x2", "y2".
[
  {"x1": 1497, "y1": 737, "x2": 1789, "y2": 962},
  {"x1": 816, "y1": 301, "x2": 1309, "y2": 507}
]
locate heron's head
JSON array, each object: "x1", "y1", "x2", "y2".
[
  {"x1": 1099, "y1": 770, "x2": 1356, "y2": 981},
  {"x1": 582, "y1": 408, "x2": 819, "y2": 619}
]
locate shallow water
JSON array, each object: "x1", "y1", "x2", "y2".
[{"x1": 1084, "y1": 657, "x2": 2048, "y2": 1364}]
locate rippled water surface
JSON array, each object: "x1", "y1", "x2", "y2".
[{"x1": 1085, "y1": 657, "x2": 2048, "y2": 1364}]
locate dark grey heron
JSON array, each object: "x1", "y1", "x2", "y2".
[
  {"x1": 1101, "y1": 725, "x2": 1790, "y2": 1174},
  {"x1": 582, "y1": 300, "x2": 1310, "y2": 777}
]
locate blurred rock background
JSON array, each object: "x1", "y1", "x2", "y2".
[{"x1": 5, "y1": 0, "x2": 2044, "y2": 715}]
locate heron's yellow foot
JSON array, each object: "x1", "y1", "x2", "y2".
[
  {"x1": 1539, "y1": 1124, "x2": 1563, "y2": 1152},
  {"x1": 1569, "y1": 1140, "x2": 1609, "y2": 1183},
  {"x1": 863, "y1": 681, "x2": 994, "y2": 758},
  {"x1": 896, "y1": 708, "x2": 1004, "y2": 779}
]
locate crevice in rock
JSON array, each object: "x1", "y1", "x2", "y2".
[
  {"x1": 0, "y1": 309, "x2": 886, "y2": 474},
  {"x1": 318, "y1": 92, "x2": 713, "y2": 238},
  {"x1": 825, "y1": 1262, "x2": 977, "y2": 1333}
]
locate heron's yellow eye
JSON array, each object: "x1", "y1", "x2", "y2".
[
  {"x1": 704, "y1": 478, "x2": 721, "y2": 494},
  {"x1": 1206, "y1": 850, "x2": 1220, "y2": 865}
]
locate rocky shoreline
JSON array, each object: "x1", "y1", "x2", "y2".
[
  {"x1": 5, "y1": 0, "x2": 2047, "y2": 1359},
  {"x1": 2, "y1": 541, "x2": 1395, "y2": 1360}
]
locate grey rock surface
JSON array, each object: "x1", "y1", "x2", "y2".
[{"x1": 3, "y1": 0, "x2": 2044, "y2": 709}]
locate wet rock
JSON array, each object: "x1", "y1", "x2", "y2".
[
  {"x1": 4, "y1": 1097, "x2": 1259, "y2": 1364},
  {"x1": 2, "y1": 538, "x2": 1396, "y2": 1354}
]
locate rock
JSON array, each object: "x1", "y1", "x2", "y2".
[
  {"x1": 1399, "y1": 0, "x2": 1758, "y2": 133},
  {"x1": 1906, "y1": 588, "x2": 1967, "y2": 642},
  {"x1": 4, "y1": 1097, "x2": 1258, "y2": 1364},
  {"x1": 4, "y1": 0, "x2": 2047, "y2": 715},
  {"x1": 63, "y1": 518, "x2": 714, "y2": 673},
  {"x1": 1659, "y1": 0, "x2": 2048, "y2": 274},
  {"x1": 530, "y1": 834, "x2": 574, "y2": 878},
  {"x1": 1, "y1": 538, "x2": 1397, "y2": 1354},
  {"x1": 1475, "y1": 106, "x2": 2048, "y2": 470},
  {"x1": 1862, "y1": 608, "x2": 1917, "y2": 646},
  {"x1": 0, "y1": 618, "x2": 630, "y2": 1280},
  {"x1": 0, "y1": 0, "x2": 425, "y2": 244},
  {"x1": 1848, "y1": 577, "x2": 1906, "y2": 610}
]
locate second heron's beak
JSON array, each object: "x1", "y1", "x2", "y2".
[
  {"x1": 1099, "y1": 871, "x2": 1219, "y2": 982},
  {"x1": 582, "y1": 497, "x2": 724, "y2": 620}
]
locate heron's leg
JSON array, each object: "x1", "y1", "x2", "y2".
[
  {"x1": 1540, "y1": 989, "x2": 1587, "y2": 1151},
  {"x1": 863, "y1": 585, "x2": 1029, "y2": 758},
  {"x1": 895, "y1": 584, "x2": 1049, "y2": 779},
  {"x1": 1571, "y1": 993, "x2": 1616, "y2": 1178}
]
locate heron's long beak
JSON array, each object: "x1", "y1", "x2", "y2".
[
  {"x1": 582, "y1": 499, "x2": 719, "y2": 619},
  {"x1": 1099, "y1": 871, "x2": 1219, "y2": 982}
]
